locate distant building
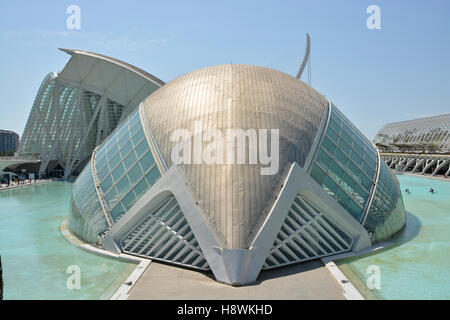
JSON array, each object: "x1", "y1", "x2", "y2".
[
  {"x1": 373, "y1": 114, "x2": 450, "y2": 177},
  {"x1": 0, "y1": 130, "x2": 19, "y2": 154}
]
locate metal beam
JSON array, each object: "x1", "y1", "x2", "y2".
[{"x1": 296, "y1": 33, "x2": 311, "y2": 80}]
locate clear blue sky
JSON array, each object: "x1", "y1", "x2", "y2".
[{"x1": 1, "y1": 0, "x2": 449, "y2": 139}]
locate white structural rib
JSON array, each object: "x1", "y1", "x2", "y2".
[
  {"x1": 263, "y1": 195, "x2": 353, "y2": 269},
  {"x1": 120, "y1": 196, "x2": 209, "y2": 270}
]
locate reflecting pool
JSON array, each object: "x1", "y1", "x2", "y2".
[
  {"x1": 0, "y1": 182, "x2": 135, "y2": 300},
  {"x1": 337, "y1": 174, "x2": 450, "y2": 299}
]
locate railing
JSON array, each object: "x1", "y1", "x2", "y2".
[{"x1": 0, "y1": 156, "x2": 41, "y2": 161}]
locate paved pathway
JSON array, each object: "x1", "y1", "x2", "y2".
[{"x1": 128, "y1": 260, "x2": 346, "y2": 300}]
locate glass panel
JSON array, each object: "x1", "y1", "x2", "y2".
[
  {"x1": 129, "y1": 121, "x2": 141, "y2": 138},
  {"x1": 329, "y1": 161, "x2": 344, "y2": 184},
  {"x1": 116, "y1": 175, "x2": 131, "y2": 198},
  {"x1": 129, "y1": 111, "x2": 140, "y2": 126},
  {"x1": 145, "y1": 166, "x2": 161, "y2": 186},
  {"x1": 128, "y1": 163, "x2": 143, "y2": 186},
  {"x1": 107, "y1": 144, "x2": 119, "y2": 158},
  {"x1": 347, "y1": 160, "x2": 360, "y2": 180},
  {"x1": 105, "y1": 188, "x2": 120, "y2": 210},
  {"x1": 323, "y1": 176, "x2": 339, "y2": 197},
  {"x1": 108, "y1": 151, "x2": 121, "y2": 170},
  {"x1": 328, "y1": 118, "x2": 341, "y2": 134},
  {"x1": 118, "y1": 132, "x2": 129, "y2": 148},
  {"x1": 97, "y1": 164, "x2": 109, "y2": 181},
  {"x1": 334, "y1": 148, "x2": 348, "y2": 167},
  {"x1": 120, "y1": 140, "x2": 133, "y2": 158},
  {"x1": 361, "y1": 174, "x2": 373, "y2": 191},
  {"x1": 347, "y1": 200, "x2": 363, "y2": 221},
  {"x1": 335, "y1": 188, "x2": 350, "y2": 209},
  {"x1": 353, "y1": 143, "x2": 364, "y2": 158},
  {"x1": 354, "y1": 184, "x2": 368, "y2": 204},
  {"x1": 352, "y1": 152, "x2": 364, "y2": 167},
  {"x1": 95, "y1": 147, "x2": 106, "y2": 161},
  {"x1": 68, "y1": 160, "x2": 108, "y2": 243},
  {"x1": 132, "y1": 130, "x2": 145, "y2": 145},
  {"x1": 322, "y1": 137, "x2": 337, "y2": 156},
  {"x1": 100, "y1": 174, "x2": 113, "y2": 193},
  {"x1": 110, "y1": 203, "x2": 125, "y2": 222},
  {"x1": 135, "y1": 140, "x2": 148, "y2": 158},
  {"x1": 310, "y1": 164, "x2": 326, "y2": 185},
  {"x1": 338, "y1": 137, "x2": 351, "y2": 153},
  {"x1": 140, "y1": 151, "x2": 155, "y2": 172},
  {"x1": 309, "y1": 102, "x2": 380, "y2": 226},
  {"x1": 134, "y1": 178, "x2": 149, "y2": 199},
  {"x1": 327, "y1": 127, "x2": 339, "y2": 143},
  {"x1": 121, "y1": 191, "x2": 136, "y2": 211},
  {"x1": 71, "y1": 108, "x2": 162, "y2": 226},
  {"x1": 95, "y1": 155, "x2": 107, "y2": 171},
  {"x1": 112, "y1": 163, "x2": 125, "y2": 182},
  {"x1": 317, "y1": 148, "x2": 332, "y2": 168},
  {"x1": 342, "y1": 123, "x2": 353, "y2": 138},
  {"x1": 117, "y1": 125, "x2": 129, "y2": 142},
  {"x1": 364, "y1": 162, "x2": 406, "y2": 241},
  {"x1": 340, "y1": 130, "x2": 353, "y2": 146},
  {"x1": 123, "y1": 151, "x2": 137, "y2": 168},
  {"x1": 341, "y1": 172, "x2": 356, "y2": 194}
]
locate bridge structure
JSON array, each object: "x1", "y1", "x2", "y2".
[{"x1": 381, "y1": 152, "x2": 450, "y2": 177}]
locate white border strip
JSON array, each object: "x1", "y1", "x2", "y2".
[
  {"x1": 322, "y1": 260, "x2": 364, "y2": 300},
  {"x1": 110, "y1": 259, "x2": 151, "y2": 300},
  {"x1": 320, "y1": 241, "x2": 393, "y2": 300}
]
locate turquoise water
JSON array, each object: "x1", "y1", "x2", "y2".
[
  {"x1": 338, "y1": 174, "x2": 450, "y2": 300},
  {"x1": 0, "y1": 182, "x2": 135, "y2": 300}
]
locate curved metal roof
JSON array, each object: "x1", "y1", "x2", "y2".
[
  {"x1": 59, "y1": 48, "x2": 165, "y2": 86},
  {"x1": 57, "y1": 48, "x2": 164, "y2": 109},
  {"x1": 143, "y1": 64, "x2": 328, "y2": 248}
]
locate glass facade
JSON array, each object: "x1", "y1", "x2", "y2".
[
  {"x1": 363, "y1": 161, "x2": 406, "y2": 241},
  {"x1": 309, "y1": 104, "x2": 378, "y2": 222},
  {"x1": 94, "y1": 109, "x2": 161, "y2": 223},
  {"x1": 17, "y1": 73, "x2": 83, "y2": 161},
  {"x1": 68, "y1": 160, "x2": 109, "y2": 243}
]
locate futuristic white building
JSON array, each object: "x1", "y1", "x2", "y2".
[
  {"x1": 16, "y1": 49, "x2": 164, "y2": 178},
  {"x1": 374, "y1": 114, "x2": 450, "y2": 177},
  {"x1": 67, "y1": 63, "x2": 406, "y2": 285}
]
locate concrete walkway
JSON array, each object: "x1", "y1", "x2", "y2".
[{"x1": 128, "y1": 260, "x2": 346, "y2": 300}]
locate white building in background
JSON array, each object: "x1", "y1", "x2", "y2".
[
  {"x1": 16, "y1": 49, "x2": 164, "y2": 178},
  {"x1": 374, "y1": 114, "x2": 450, "y2": 177}
]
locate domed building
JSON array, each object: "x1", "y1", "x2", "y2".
[{"x1": 68, "y1": 64, "x2": 406, "y2": 285}]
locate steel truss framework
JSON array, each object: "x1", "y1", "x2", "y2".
[
  {"x1": 373, "y1": 114, "x2": 450, "y2": 154},
  {"x1": 17, "y1": 49, "x2": 164, "y2": 178},
  {"x1": 382, "y1": 152, "x2": 450, "y2": 177}
]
